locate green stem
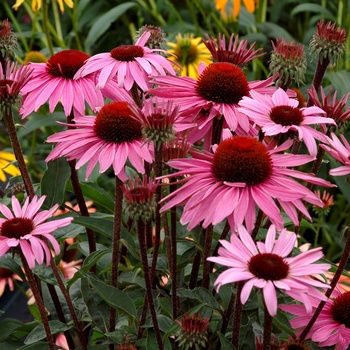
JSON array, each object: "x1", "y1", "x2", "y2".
[
  {"x1": 3, "y1": 109, "x2": 35, "y2": 198},
  {"x1": 108, "y1": 176, "x2": 124, "y2": 349},
  {"x1": 20, "y1": 251, "x2": 55, "y2": 350},
  {"x1": 71, "y1": 0, "x2": 84, "y2": 51},
  {"x1": 51, "y1": 0, "x2": 66, "y2": 48},
  {"x1": 42, "y1": 0, "x2": 54, "y2": 56}
]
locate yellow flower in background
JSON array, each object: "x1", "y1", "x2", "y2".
[
  {"x1": 13, "y1": 0, "x2": 74, "y2": 13},
  {"x1": 23, "y1": 51, "x2": 48, "y2": 65},
  {"x1": 167, "y1": 33, "x2": 212, "y2": 79},
  {"x1": 215, "y1": 0, "x2": 258, "y2": 18},
  {"x1": 0, "y1": 152, "x2": 21, "y2": 182}
]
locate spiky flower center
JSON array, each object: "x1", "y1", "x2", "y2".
[
  {"x1": 269, "y1": 105, "x2": 304, "y2": 126},
  {"x1": 94, "y1": 102, "x2": 142, "y2": 144},
  {"x1": 47, "y1": 50, "x2": 90, "y2": 79},
  {"x1": 212, "y1": 137, "x2": 272, "y2": 186},
  {"x1": 248, "y1": 253, "x2": 289, "y2": 280},
  {"x1": 110, "y1": 45, "x2": 144, "y2": 61},
  {"x1": 1, "y1": 218, "x2": 34, "y2": 239},
  {"x1": 196, "y1": 62, "x2": 250, "y2": 104},
  {"x1": 174, "y1": 35, "x2": 199, "y2": 65},
  {"x1": 332, "y1": 291, "x2": 350, "y2": 327}
]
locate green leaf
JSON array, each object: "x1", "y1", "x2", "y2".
[
  {"x1": 41, "y1": 158, "x2": 71, "y2": 208},
  {"x1": 146, "y1": 329, "x2": 157, "y2": 350},
  {"x1": 82, "y1": 249, "x2": 109, "y2": 270},
  {"x1": 217, "y1": 332, "x2": 235, "y2": 350},
  {"x1": 85, "y1": 3, "x2": 136, "y2": 50},
  {"x1": 83, "y1": 273, "x2": 137, "y2": 319},
  {"x1": 73, "y1": 215, "x2": 114, "y2": 237},
  {"x1": 290, "y1": 3, "x2": 336, "y2": 20},
  {"x1": 20, "y1": 343, "x2": 55, "y2": 350},
  {"x1": 24, "y1": 320, "x2": 69, "y2": 344},
  {"x1": 66, "y1": 181, "x2": 114, "y2": 213},
  {"x1": 257, "y1": 22, "x2": 295, "y2": 40},
  {"x1": 0, "y1": 319, "x2": 24, "y2": 342},
  {"x1": 176, "y1": 287, "x2": 221, "y2": 311}
]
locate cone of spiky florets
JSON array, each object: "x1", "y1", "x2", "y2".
[
  {"x1": 269, "y1": 38, "x2": 306, "y2": 89},
  {"x1": 0, "y1": 19, "x2": 18, "y2": 59},
  {"x1": 135, "y1": 25, "x2": 167, "y2": 49},
  {"x1": 176, "y1": 313, "x2": 209, "y2": 350},
  {"x1": 309, "y1": 20, "x2": 346, "y2": 66},
  {"x1": 121, "y1": 176, "x2": 158, "y2": 222}
]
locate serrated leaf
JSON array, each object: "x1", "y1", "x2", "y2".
[
  {"x1": 41, "y1": 158, "x2": 71, "y2": 208},
  {"x1": 24, "y1": 320, "x2": 69, "y2": 345},
  {"x1": 85, "y1": 3, "x2": 136, "y2": 50}
]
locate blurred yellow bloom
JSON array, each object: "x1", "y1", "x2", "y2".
[
  {"x1": 13, "y1": 0, "x2": 74, "y2": 13},
  {"x1": 0, "y1": 152, "x2": 20, "y2": 182},
  {"x1": 167, "y1": 33, "x2": 212, "y2": 79},
  {"x1": 215, "y1": 0, "x2": 258, "y2": 18}
]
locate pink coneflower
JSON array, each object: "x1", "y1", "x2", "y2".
[
  {"x1": 0, "y1": 267, "x2": 21, "y2": 297},
  {"x1": 149, "y1": 61, "x2": 278, "y2": 140},
  {"x1": 0, "y1": 195, "x2": 73, "y2": 269},
  {"x1": 208, "y1": 225, "x2": 330, "y2": 316},
  {"x1": 160, "y1": 135, "x2": 334, "y2": 231},
  {"x1": 0, "y1": 61, "x2": 33, "y2": 113},
  {"x1": 238, "y1": 88, "x2": 335, "y2": 155},
  {"x1": 308, "y1": 85, "x2": 350, "y2": 127},
  {"x1": 20, "y1": 49, "x2": 104, "y2": 118},
  {"x1": 46, "y1": 101, "x2": 153, "y2": 180},
  {"x1": 202, "y1": 33, "x2": 264, "y2": 67},
  {"x1": 281, "y1": 290, "x2": 350, "y2": 350},
  {"x1": 321, "y1": 132, "x2": 350, "y2": 176},
  {"x1": 74, "y1": 31, "x2": 177, "y2": 92}
]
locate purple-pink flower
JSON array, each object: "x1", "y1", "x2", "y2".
[
  {"x1": 160, "y1": 135, "x2": 334, "y2": 231},
  {"x1": 46, "y1": 101, "x2": 153, "y2": 180},
  {"x1": 0, "y1": 196, "x2": 73, "y2": 269},
  {"x1": 74, "y1": 31, "x2": 177, "y2": 92},
  {"x1": 321, "y1": 132, "x2": 350, "y2": 176},
  {"x1": 208, "y1": 224, "x2": 330, "y2": 316},
  {"x1": 281, "y1": 289, "x2": 350, "y2": 350},
  {"x1": 238, "y1": 88, "x2": 335, "y2": 155},
  {"x1": 20, "y1": 49, "x2": 104, "y2": 118}
]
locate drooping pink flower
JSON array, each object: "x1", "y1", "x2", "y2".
[
  {"x1": 321, "y1": 132, "x2": 350, "y2": 177},
  {"x1": 208, "y1": 224, "x2": 330, "y2": 316},
  {"x1": 46, "y1": 101, "x2": 153, "y2": 180},
  {"x1": 149, "y1": 61, "x2": 279, "y2": 142},
  {"x1": 74, "y1": 31, "x2": 177, "y2": 92},
  {"x1": 19, "y1": 49, "x2": 105, "y2": 118},
  {"x1": 160, "y1": 136, "x2": 335, "y2": 231},
  {"x1": 238, "y1": 88, "x2": 335, "y2": 155},
  {"x1": 0, "y1": 196, "x2": 73, "y2": 269},
  {"x1": 281, "y1": 289, "x2": 350, "y2": 350},
  {"x1": 0, "y1": 267, "x2": 21, "y2": 296}
]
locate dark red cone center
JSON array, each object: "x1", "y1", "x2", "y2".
[
  {"x1": 1, "y1": 217, "x2": 34, "y2": 239},
  {"x1": 248, "y1": 253, "x2": 289, "y2": 280},
  {"x1": 332, "y1": 291, "x2": 350, "y2": 327},
  {"x1": 110, "y1": 45, "x2": 144, "y2": 61},
  {"x1": 269, "y1": 105, "x2": 304, "y2": 126}
]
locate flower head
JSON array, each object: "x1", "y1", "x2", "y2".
[
  {"x1": 269, "y1": 38, "x2": 307, "y2": 87},
  {"x1": 0, "y1": 61, "x2": 33, "y2": 115},
  {"x1": 0, "y1": 19, "x2": 18, "y2": 57},
  {"x1": 321, "y1": 132, "x2": 350, "y2": 177},
  {"x1": 308, "y1": 85, "x2": 350, "y2": 129},
  {"x1": 215, "y1": 0, "x2": 258, "y2": 19},
  {"x1": 74, "y1": 31, "x2": 177, "y2": 92},
  {"x1": 0, "y1": 195, "x2": 73, "y2": 269},
  {"x1": 20, "y1": 49, "x2": 104, "y2": 118},
  {"x1": 135, "y1": 25, "x2": 167, "y2": 50},
  {"x1": 176, "y1": 313, "x2": 209, "y2": 350},
  {"x1": 309, "y1": 20, "x2": 346, "y2": 66},
  {"x1": 238, "y1": 88, "x2": 335, "y2": 155},
  {"x1": 150, "y1": 62, "x2": 276, "y2": 140},
  {"x1": 46, "y1": 101, "x2": 153, "y2": 180},
  {"x1": 122, "y1": 176, "x2": 158, "y2": 222},
  {"x1": 23, "y1": 51, "x2": 48, "y2": 65},
  {"x1": 167, "y1": 33, "x2": 212, "y2": 78},
  {"x1": 281, "y1": 290, "x2": 350, "y2": 350},
  {"x1": 130, "y1": 97, "x2": 195, "y2": 148},
  {"x1": 13, "y1": 0, "x2": 74, "y2": 13},
  {"x1": 203, "y1": 33, "x2": 264, "y2": 67},
  {"x1": 160, "y1": 136, "x2": 334, "y2": 231},
  {"x1": 312, "y1": 189, "x2": 334, "y2": 215},
  {"x1": 208, "y1": 225, "x2": 330, "y2": 316},
  {"x1": 0, "y1": 151, "x2": 21, "y2": 182}
]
